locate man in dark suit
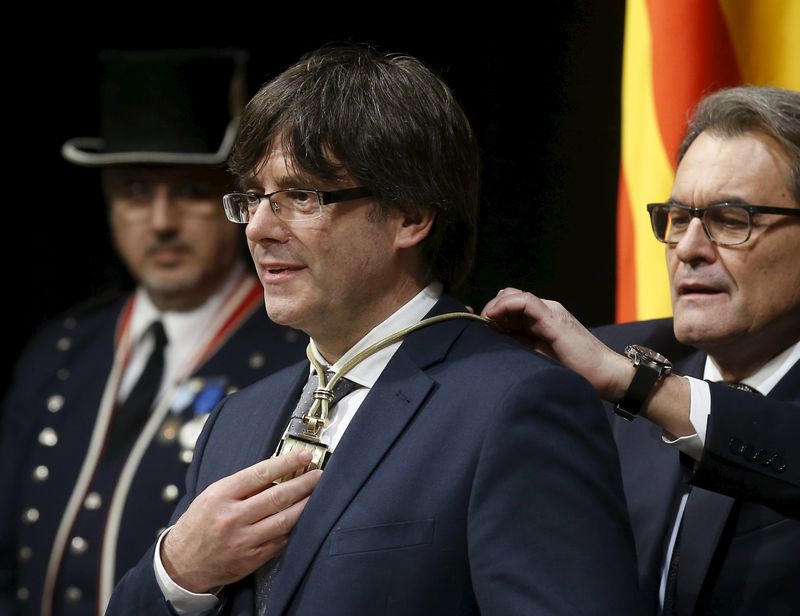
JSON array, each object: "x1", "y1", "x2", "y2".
[
  {"x1": 107, "y1": 45, "x2": 642, "y2": 615},
  {"x1": 483, "y1": 86, "x2": 799, "y2": 615},
  {"x1": 0, "y1": 50, "x2": 306, "y2": 616}
]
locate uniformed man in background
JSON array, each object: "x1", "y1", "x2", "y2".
[{"x1": 0, "y1": 49, "x2": 306, "y2": 616}]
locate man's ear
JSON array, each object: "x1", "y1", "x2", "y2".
[{"x1": 394, "y1": 208, "x2": 435, "y2": 249}]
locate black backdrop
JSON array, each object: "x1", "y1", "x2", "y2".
[{"x1": 3, "y1": 6, "x2": 626, "y2": 396}]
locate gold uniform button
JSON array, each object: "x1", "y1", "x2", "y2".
[
  {"x1": 56, "y1": 337, "x2": 72, "y2": 351},
  {"x1": 248, "y1": 352, "x2": 265, "y2": 368},
  {"x1": 162, "y1": 484, "x2": 180, "y2": 502},
  {"x1": 38, "y1": 428, "x2": 58, "y2": 447},
  {"x1": 70, "y1": 536, "x2": 88, "y2": 555},
  {"x1": 32, "y1": 465, "x2": 49, "y2": 482},
  {"x1": 47, "y1": 394, "x2": 65, "y2": 413},
  {"x1": 65, "y1": 587, "x2": 82, "y2": 603},
  {"x1": 57, "y1": 368, "x2": 71, "y2": 380},
  {"x1": 22, "y1": 508, "x2": 39, "y2": 524},
  {"x1": 84, "y1": 492, "x2": 102, "y2": 510},
  {"x1": 18, "y1": 546, "x2": 32, "y2": 562},
  {"x1": 180, "y1": 450, "x2": 194, "y2": 464},
  {"x1": 284, "y1": 330, "x2": 300, "y2": 343},
  {"x1": 17, "y1": 587, "x2": 29, "y2": 601}
]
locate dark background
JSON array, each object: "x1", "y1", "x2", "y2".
[{"x1": 3, "y1": 6, "x2": 625, "y2": 396}]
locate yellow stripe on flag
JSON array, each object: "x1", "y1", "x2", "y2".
[
  {"x1": 719, "y1": 0, "x2": 800, "y2": 88},
  {"x1": 620, "y1": 0, "x2": 673, "y2": 321}
]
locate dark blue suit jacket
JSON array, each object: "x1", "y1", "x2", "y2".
[
  {"x1": 0, "y1": 287, "x2": 307, "y2": 616},
  {"x1": 595, "y1": 319, "x2": 799, "y2": 616},
  {"x1": 108, "y1": 296, "x2": 643, "y2": 615}
]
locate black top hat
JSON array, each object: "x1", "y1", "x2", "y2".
[{"x1": 62, "y1": 49, "x2": 248, "y2": 166}]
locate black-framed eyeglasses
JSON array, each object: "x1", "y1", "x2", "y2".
[
  {"x1": 647, "y1": 202, "x2": 800, "y2": 246},
  {"x1": 222, "y1": 187, "x2": 373, "y2": 223}
]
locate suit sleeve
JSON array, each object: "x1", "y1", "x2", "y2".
[
  {"x1": 692, "y1": 382, "x2": 800, "y2": 518},
  {"x1": 468, "y1": 365, "x2": 645, "y2": 615},
  {"x1": 105, "y1": 396, "x2": 230, "y2": 615}
]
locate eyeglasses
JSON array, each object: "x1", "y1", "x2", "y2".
[
  {"x1": 647, "y1": 202, "x2": 800, "y2": 246},
  {"x1": 222, "y1": 187, "x2": 373, "y2": 223}
]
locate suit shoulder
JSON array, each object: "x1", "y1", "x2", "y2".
[{"x1": 455, "y1": 320, "x2": 581, "y2": 379}]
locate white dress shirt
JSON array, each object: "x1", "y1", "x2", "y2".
[
  {"x1": 155, "y1": 283, "x2": 444, "y2": 614},
  {"x1": 120, "y1": 262, "x2": 246, "y2": 404}
]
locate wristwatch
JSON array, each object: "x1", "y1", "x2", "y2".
[{"x1": 614, "y1": 344, "x2": 672, "y2": 421}]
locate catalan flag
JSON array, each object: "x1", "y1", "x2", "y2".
[{"x1": 616, "y1": 0, "x2": 800, "y2": 322}]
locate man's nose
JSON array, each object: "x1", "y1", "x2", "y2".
[
  {"x1": 149, "y1": 187, "x2": 181, "y2": 231},
  {"x1": 673, "y1": 217, "x2": 716, "y2": 264},
  {"x1": 245, "y1": 199, "x2": 290, "y2": 244}
]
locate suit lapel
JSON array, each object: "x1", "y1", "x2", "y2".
[{"x1": 267, "y1": 297, "x2": 470, "y2": 615}]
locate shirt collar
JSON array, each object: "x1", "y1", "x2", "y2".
[
  {"x1": 308, "y1": 282, "x2": 443, "y2": 388},
  {"x1": 704, "y1": 338, "x2": 800, "y2": 395}
]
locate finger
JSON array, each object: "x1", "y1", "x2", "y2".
[
  {"x1": 226, "y1": 451, "x2": 314, "y2": 498},
  {"x1": 482, "y1": 290, "x2": 547, "y2": 322},
  {"x1": 249, "y1": 493, "x2": 313, "y2": 546},
  {"x1": 241, "y1": 469, "x2": 322, "y2": 524}
]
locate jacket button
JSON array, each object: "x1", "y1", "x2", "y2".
[
  {"x1": 47, "y1": 394, "x2": 65, "y2": 413},
  {"x1": 162, "y1": 484, "x2": 180, "y2": 502},
  {"x1": 38, "y1": 428, "x2": 58, "y2": 447},
  {"x1": 770, "y1": 455, "x2": 787, "y2": 473},
  {"x1": 249, "y1": 352, "x2": 265, "y2": 368},
  {"x1": 56, "y1": 337, "x2": 72, "y2": 351},
  {"x1": 65, "y1": 587, "x2": 82, "y2": 603},
  {"x1": 32, "y1": 465, "x2": 49, "y2": 482},
  {"x1": 57, "y1": 368, "x2": 71, "y2": 381},
  {"x1": 18, "y1": 546, "x2": 32, "y2": 562},
  {"x1": 84, "y1": 492, "x2": 102, "y2": 510},
  {"x1": 16, "y1": 587, "x2": 29, "y2": 601},
  {"x1": 22, "y1": 508, "x2": 39, "y2": 524},
  {"x1": 70, "y1": 536, "x2": 88, "y2": 555},
  {"x1": 728, "y1": 437, "x2": 745, "y2": 454}
]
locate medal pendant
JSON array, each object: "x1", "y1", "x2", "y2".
[{"x1": 273, "y1": 434, "x2": 331, "y2": 483}]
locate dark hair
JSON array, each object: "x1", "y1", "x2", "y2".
[
  {"x1": 229, "y1": 45, "x2": 480, "y2": 290},
  {"x1": 678, "y1": 86, "x2": 800, "y2": 205}
]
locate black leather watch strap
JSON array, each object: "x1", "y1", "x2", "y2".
[
  {"x1": 614, "y1": 344, "x2": 671, "y2": 421},
  {"x1": 614, "y1": 364, "x2": 661, "y2": 420}
]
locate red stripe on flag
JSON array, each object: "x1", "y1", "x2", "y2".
[
  {"x1": 615, "y1": 172, "x2": 637, "y2": 323},
  {"x1": 647, "y1": 0, "x2": 741, "y2": 165}
]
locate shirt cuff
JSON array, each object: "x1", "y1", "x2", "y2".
[
  {"x1": 153, "y1": 527, "x2": 221, "y2": 614},
  {"x1": 661, "y1": 376, "x2": 709, "y2": 461}
]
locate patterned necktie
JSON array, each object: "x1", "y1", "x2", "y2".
[
  {"x1": 108, "y1": 321, "x2": 168, "y2": 452},
  {"x1": 662, "y1": 380, "x2": 761, "y2": 615},
  {"x1": 254, "y1": 369, "x2": 361, "y2": 616}
]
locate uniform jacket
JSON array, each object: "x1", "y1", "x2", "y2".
[
  {"x1": 108, "y1": 295, "x2": 644, "y2": 615},
  {"x1": 0, "y1": 282, "x2": 307, "y2": 615},
  {"x1": 595, "y1": 318, "x2": 799, "y2": 615}
]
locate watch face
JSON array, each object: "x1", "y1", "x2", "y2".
[{"x1": 626, "y1": 344, "x2": 671, "y2": 369}]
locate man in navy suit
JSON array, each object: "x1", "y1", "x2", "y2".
[
  {"x1": 0, "y1": 50, "x2": 306, "y2": 616},
  {"x1": 107, "y1": 45, "x2": 642, "y2": 615},
  {"x1": 483, "y1": 86, "x2": 799, "y2": 614}
]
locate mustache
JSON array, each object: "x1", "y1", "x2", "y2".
[{"x1": 145, "y1": 238, "x2": 193, "y2": 256}]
